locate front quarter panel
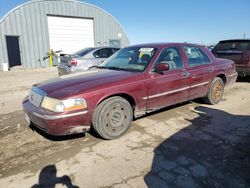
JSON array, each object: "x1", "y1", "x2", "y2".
[{"x1": 82, "y1": 75, "x2": 147, "y2": 117}]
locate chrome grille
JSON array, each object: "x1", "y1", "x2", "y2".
[{"x1": 29, "y1": 87, "x2": 46, "y2": 108}]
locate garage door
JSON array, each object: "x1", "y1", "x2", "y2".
[{"x1": 47, "y1": 16, "x2": 95, "y2": 54}]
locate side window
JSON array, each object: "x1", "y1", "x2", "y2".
[
  {"x1": 183, "y1": 47, "x2": 211, "y2": 66},
  {"x1": 156, "y1": 47, "x2": 184, "y2": 70},
  {"x1": 100, "y1": 48, "x2": 113, "y2": 58},
  {"x1": 93, "y1": 49, "x2": 113, "y2": 58},
  {"x1": 93, "y1": 50, "x2": 101, "y2": 58}
]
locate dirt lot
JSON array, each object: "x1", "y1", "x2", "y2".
[{"x1": 0, "y1": 69, "x2": 249, "y2": 188}]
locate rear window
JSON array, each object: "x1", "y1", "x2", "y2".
[
  {"x1": 214, "y1": 41, "x2": 250, "y2": 51},
  {"x1": 73, "y1": 48, "x2": 96, "y2": 57},
  {"x1": 113, "y1": 48, "x2": 120, "y2": 53},
  {"x1": 183, "y1": 47, "x2": 211, "y2": 66}
]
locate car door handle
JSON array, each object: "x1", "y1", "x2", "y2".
[
  {"x1": 208, "y1": 68, "x2": 214, "y2": 72},
  {"x1": 182, "y1": 72, "x2": 190, "y2": 77}
]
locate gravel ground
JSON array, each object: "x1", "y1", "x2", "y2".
[{"x1": 0, "y1": 69, "x2": 249, "y2": 188}]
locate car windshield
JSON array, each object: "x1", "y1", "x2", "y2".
[
  {"x1": 99, "y1": 47, "x2": 157, "y2": 72},
  {"x1": 73, "y1": 47, "x2": 96, "y2": 57},
  {"x1": 215, "y1": 41, "x2": 250, "y2": 51}
]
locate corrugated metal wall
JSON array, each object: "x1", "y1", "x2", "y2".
[{"x1": 0, "y1": 0, "x2": 129, "y2": 69}]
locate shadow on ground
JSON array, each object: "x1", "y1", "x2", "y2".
[
  {"x1": 145, "y1": 106, "x2": 250, "y2": 188},
  {"x1": 29, "y1": 124, "x2": 86, "y2": 141},
  {"x1": 31, "y1": 164, "x2": 79, "y2": 188},
  {"x1": 237, "y1": 76, "x2": 250, "y2": 83}
]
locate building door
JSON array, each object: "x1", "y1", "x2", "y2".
[
  {"x1": 47, "y1": 16, "x2": 95, "y2": 54},
  {"x1": 6, "y1": 36, "x2": 22, "y2": 68}
]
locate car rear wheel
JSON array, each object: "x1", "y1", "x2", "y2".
[
  {"x1": 92, "y1": 96, "x2": 133, "y2": 140},
  {"x1": 203, "y1": 77, "x2": 224, "y2": 105}
]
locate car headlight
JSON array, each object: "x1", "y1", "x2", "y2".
[{"x1": 41, "y1": 97, "x2": 87, "y2": 113}]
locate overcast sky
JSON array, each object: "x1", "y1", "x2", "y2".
[{"x1": 0, "y1": 0, "x2": 250, "y2": 45}]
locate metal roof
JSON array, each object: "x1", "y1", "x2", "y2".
[
  {"x1": 0, "y1": 0, "x2": 129, "y2": 39},
  {"x1": 0, "y1": 0, "x2": 129, "y2": 69}
]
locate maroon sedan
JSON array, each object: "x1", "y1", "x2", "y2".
[{"x1": 23, "y1": 43, "x2": 238, "y2": 139}]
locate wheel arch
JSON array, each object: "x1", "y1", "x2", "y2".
[
  {"x1": 216, "y1": 73, "x2": 227, "y2": 84},
  {"x1": 96, "y1": 93, "x2": 136, "y2": 110}
]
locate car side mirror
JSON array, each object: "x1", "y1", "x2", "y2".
[{"x1": 155, "y1": 63, "x2": 169, "y2": 73}]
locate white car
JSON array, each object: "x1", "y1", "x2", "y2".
[{"x1": 57, "y1": 47, "x2": 120, "y2": 75}]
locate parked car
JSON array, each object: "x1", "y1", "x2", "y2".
[
  {"x1": 57, "y1": 47, "x2": 120, "y2": 75},
  {"x1": 23, "y1": 43, "x2": 237, "y2": 140},
  {"x1": 212, "y1": 39, "x2": 250, "y2": 77}
]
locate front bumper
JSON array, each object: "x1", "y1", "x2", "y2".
[
  {"x1": 226, "y1": 72, "x2": 238, "y2": 86},
  {"x1": 23, "y1": 98, "x2": 92, "y2": 136}
]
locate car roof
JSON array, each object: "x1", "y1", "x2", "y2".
[
  {"x1": 219, "y1": 39, "x2": 250, "y2": 43},
  {"x1": 77, "y1": 47, "x2": 120, "y2": 51},
  {"x1": 95, "y1": 46, "x2": 120, "y2": 49},
  {"x1": 128, "y1": 42, "x2": 205, "y2": 48}
]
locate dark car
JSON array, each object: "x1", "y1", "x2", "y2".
[
  {"x1": 212, "y1": 39, "x2": 250, "y2": 77},
  {"x1": 23, "y1": 43, "x2": 237, "y2": 140},
  {"x1": 57, "y1": 47, "x2": 120, "y2": 75}
]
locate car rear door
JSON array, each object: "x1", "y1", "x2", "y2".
[
  {"x1": 146, "y1": 46, "x2": 190, "y2": 111},
  {"x1": 93, "y1": 48, "x2": 114, "y2": 66},
  {"x1": 182, "y1": 46, "x2": 213, "y2": 100}
]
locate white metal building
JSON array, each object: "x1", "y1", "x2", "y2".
[{"x1": 0, "y1": 0, "x2": 129, "y2": 69}]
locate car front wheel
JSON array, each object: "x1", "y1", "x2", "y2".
[
  {"x1": 92, "y1": 96, "x2": 133, "y2": 140},
  {"x1": 203, "y1": 77, "x2": 224, "y2": 105}
]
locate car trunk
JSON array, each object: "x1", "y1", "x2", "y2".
[
  {"x1": 59, "y1": 54, "x2": 72, "y2": 67},
  {"x1": 213, "y1": 41, "x2": 250, "y2": 65},
  {"x1": 215, "y1": 50, "x2": 246, "y2": 64}
]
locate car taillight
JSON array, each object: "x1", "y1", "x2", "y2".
[{"x1": 69, "y1": 59, "x2": 78, "y2": 66}]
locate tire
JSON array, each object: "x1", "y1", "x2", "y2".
[
  {"x1": 203, "y1": 77, "x2": 224, "y2": 105},
  {"x1": 92, "y1": 96, "x2": 133, "y2": 140}
]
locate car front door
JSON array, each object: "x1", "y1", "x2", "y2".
[
  {"x1": 182, "y1": 46, "x2": 213, "y2": 100},
  {"x1": 146, "y1": 46, "x2": 190, "y2": 112}
]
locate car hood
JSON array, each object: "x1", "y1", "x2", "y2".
[{"x1": 35, "y1": 69, "x2": 142, "y2": 99}]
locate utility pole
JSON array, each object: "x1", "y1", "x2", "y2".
[{"x1": 243, "y1": 33, "x2": 246, "y2": 39}]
